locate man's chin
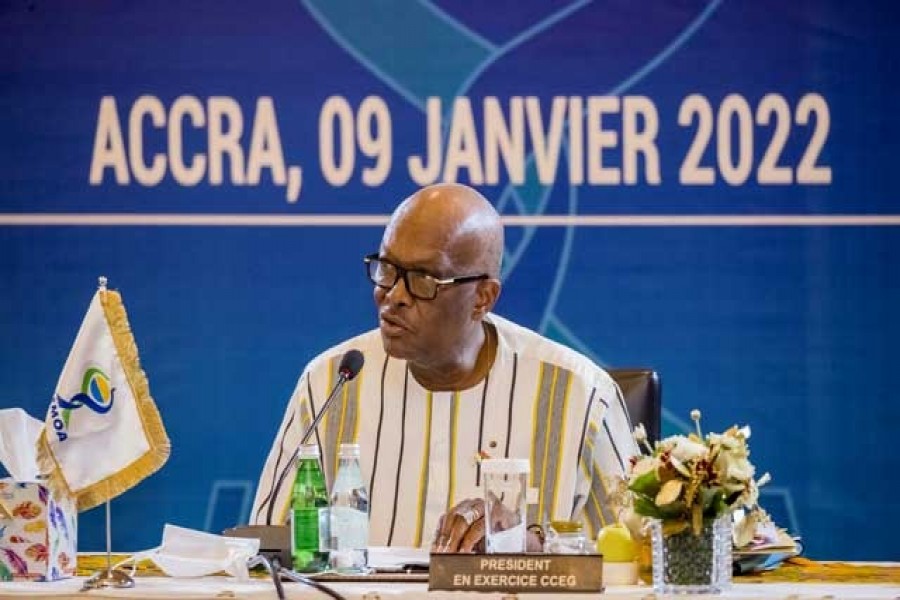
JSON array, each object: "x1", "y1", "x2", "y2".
[{"x1": 380, "y1": 332, "x2": 412, "y2": 360}]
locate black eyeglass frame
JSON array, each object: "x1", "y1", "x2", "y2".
[{"x1": 364, "y1": 253, "x2": 490, "y2": 300}]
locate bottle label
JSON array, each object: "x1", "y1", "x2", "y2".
[
  {"x1": 330, "y1": 506, "x2": 368, "y2": 550},
  {"x1": 293, "y1": 508, "x2": 320, "y2": 545}
]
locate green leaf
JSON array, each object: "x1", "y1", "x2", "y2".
[
  {"x1": 703, "y1": 489, "x2": 727, "y2": 518},
  {"x1": 628, "y1": 469, "x2": 661, "y2": 496},
  {"x1": 657, "y1": 500, "x2": 688, "y2": 520},
  {"x1": 662, "y1": 520, "x2": 689, "y2": 536},
  {"x1": 633, "y1": 495, "x2": 665, "y2": 518},
  {"x1": 699, "y1": 486, "x2": 722, "y2": 510}
]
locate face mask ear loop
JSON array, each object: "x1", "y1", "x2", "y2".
[{"x1": 113, "y1": 550, "x2": 151, "y2": 578}]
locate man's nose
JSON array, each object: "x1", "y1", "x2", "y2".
[{"x1": 384, "y1": 274, "x2": 413, "y2": 305}]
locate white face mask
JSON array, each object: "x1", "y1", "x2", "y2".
[{"x1": 116, "y1": 524, "x2": 260, "y2": 580}]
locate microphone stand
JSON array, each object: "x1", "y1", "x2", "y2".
[
  {"x1": 265, "y1": 367, "x2": 354, "y2": 524},
  {"x1": 301, "y1": 370, "x2": 352, "y2": 445}
]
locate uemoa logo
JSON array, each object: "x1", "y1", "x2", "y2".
[{"x1": 49, "y1": 367, "x2": 115, "y2": 442}]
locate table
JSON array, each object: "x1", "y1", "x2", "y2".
[
  {"x1": 1, "y1": 577, "x2": 898, "y2": 599},
  {"x1": 3, "y1": 557, "x2": 898, "y2": 598}
]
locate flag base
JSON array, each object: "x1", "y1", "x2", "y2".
[
  {"x1": 83, "y1": 568, "x2": 135, "y2": 590},
  {"x1": 79, "y1": 498, "x2": 137, "y2": 590}
]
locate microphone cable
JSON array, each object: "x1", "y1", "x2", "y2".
[
  {"x1": 277, "y1": 566, "x2": 347, "y2": 600},
  {"x1": 248, "y1": 555, "x2": 348, "y2": 600},
  {"x1": 247, "y1": 554, "x2": 286, "y2": 600}
]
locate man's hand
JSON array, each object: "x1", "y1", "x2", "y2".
[
  {"x1": 432, "y1": 495, "x2": 546, "y2": 553},
  {"x1": 431, "y1": 498, "x2": 486, "y2": 553}
]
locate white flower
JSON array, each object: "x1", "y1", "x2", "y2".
[
  {"x1": 726, "y1": 457, "x2": 755, "y2": 482},
  {"x1": 633, "y1": 423, "x2": 647, "y2": 443},
  {"x1": 667, "y1": 435, "x2": 708, "y2": 463},
  {"x1": 733, "y1": 509, "x2": 760, "y2": 548},
  {"x1": 717, "y1": 428, "x2": 751, "y2": 455},
  {"x1": 690, "y1": 409, "x2": 703, "y2": 438},
  {"x1": 630, "y1": 456, "x2": 656, "y2": 478},
  {"x1": 715, "y1": 450, "x2": 754, "y2": 483},
  {"x1": 738, "y1": 481, "x2": 760, "y2": 508}
]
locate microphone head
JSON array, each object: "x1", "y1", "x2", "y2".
[{"x1": 338, "y1": 349, "x2": 365, "y2": 380}]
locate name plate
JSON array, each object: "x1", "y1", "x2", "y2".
[{"x1": 429, "y1": 553, "x2": 603, "y2": 594}]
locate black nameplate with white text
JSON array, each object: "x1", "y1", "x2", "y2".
[{"x1": 429, "y1": 553, "x2": 604, "y2": 594}]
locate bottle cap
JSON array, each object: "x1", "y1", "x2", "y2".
[
  {"x1": 338, "y1": 443, "x2": 361, "y2": 458},
  {"x1": 298, "y1": 443, "x2": 320, "y2": 459}
]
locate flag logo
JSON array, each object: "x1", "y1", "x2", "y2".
[{"x1": 57, "y1": 368, "x2": 116, "y2": 421}]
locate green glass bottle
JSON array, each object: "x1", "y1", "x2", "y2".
[{"x1": 290, "y1": 443, "x2": 328, "y2": 572}]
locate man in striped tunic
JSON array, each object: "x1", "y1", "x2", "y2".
[{"x1": 251, "y1": 183, "x2": 638, "y2": 552}]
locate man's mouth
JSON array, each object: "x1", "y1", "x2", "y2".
[{"x1": 379, "y1": 313, "x2": 409, "y2": 336}]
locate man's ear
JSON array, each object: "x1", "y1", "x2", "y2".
[{"x1": 473, "y1": 279, "x2": 502, "y2": 318}]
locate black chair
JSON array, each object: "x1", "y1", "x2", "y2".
[{"x1": 608, "y1": 368, "x2": 661, "y2": 445}]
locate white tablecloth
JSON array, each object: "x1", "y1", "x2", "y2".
[{"x1": 1, "y1": 578, "x2": 898, "y2": 599}]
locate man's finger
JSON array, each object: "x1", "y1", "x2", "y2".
[
  {"x1": 458, "y1": 516, "x2": 485, "y2": 553},
  {"x1": 435, "y1": 509, "x2": 470, "y2": 552},
  {"x1": 435, "y1": 503, "x2": 467, "y2": 551},
  {"x1": 433, "y1": 498, "x2": 485, "y2": 553},
  {"x1": 442, "y1": 512, "x2": 470, "y2": 552}
]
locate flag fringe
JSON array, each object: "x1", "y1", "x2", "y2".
[{"x1": 37, "y1": 289, "x2": 171, "y2": 512}]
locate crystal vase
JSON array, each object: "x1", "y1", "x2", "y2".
[{"x1": 650, "y1": 514, "x2": 733, "y2": 594}]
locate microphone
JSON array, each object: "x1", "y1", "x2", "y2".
[
  {"x1": 300, "y1": 348, "x2": 364, "y2": 444},
  {"x1": 264, "y1": 348, "x2": 364, "y2": 524}
]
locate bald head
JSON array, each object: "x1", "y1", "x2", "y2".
[
  {"x1": 375, "y1": 184, "x2": 503, "y2": 385},
  {"x1": 384, "y1": 183, "x2": 504, "y2": 278}
]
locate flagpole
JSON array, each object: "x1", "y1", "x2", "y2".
[
  {"x1": 106, "y1": 498, "x2": 112, "y2": 572},
  {"x1": 81, "y1": 279, "x2": 134, "y2": 589},
  {"x1": 82, "y1": 492, "x2": 135, "y2": 589}
]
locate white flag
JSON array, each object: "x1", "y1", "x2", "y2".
[{"x1": 37, "y1": 282, "x2": 170, "y2": 511}]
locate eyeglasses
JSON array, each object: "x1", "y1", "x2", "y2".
[{"x1": 364, "y1": 253, "x2": 489, "y2": 301}]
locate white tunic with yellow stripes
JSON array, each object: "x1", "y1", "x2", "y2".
[{"x1": 251, "y1": 314, "x2": 638, "y2": 545}]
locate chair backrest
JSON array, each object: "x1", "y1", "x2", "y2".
[{"x1": 608, "y1": 368, "x2": 661, "y2": 445}]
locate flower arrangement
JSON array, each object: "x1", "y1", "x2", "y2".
[{"x1": 627, "y1": 410, "x2": 770, "y2": 539}]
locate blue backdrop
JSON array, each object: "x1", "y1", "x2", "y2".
[{"x1": 2, "y1": 0, "x2": 898, "y2": 559}]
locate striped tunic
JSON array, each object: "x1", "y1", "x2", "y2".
[{"x1": 251, "y1": 314, "x2": 638, "y2": 545}]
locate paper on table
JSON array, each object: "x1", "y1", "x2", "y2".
[
  {"x1": 732, "y1": 508, "x2": 801, "y2": 573},
  {"x1": 736, "y1": 527, "x2": 801, "y2": 554},
  {"x1": 733, "y1": 508, "x2": 799, "y2": 552},
  {"x1": 367, "y1": 547, "x2": 430, "y2": 572}
]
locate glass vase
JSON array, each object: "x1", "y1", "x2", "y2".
[{"x1": 650, "y1": 514, "x2": 733, "y2": 594}]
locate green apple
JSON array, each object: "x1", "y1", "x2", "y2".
[{"x1": 596, "y1": 523, "x2": 637, "y2": 562}]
